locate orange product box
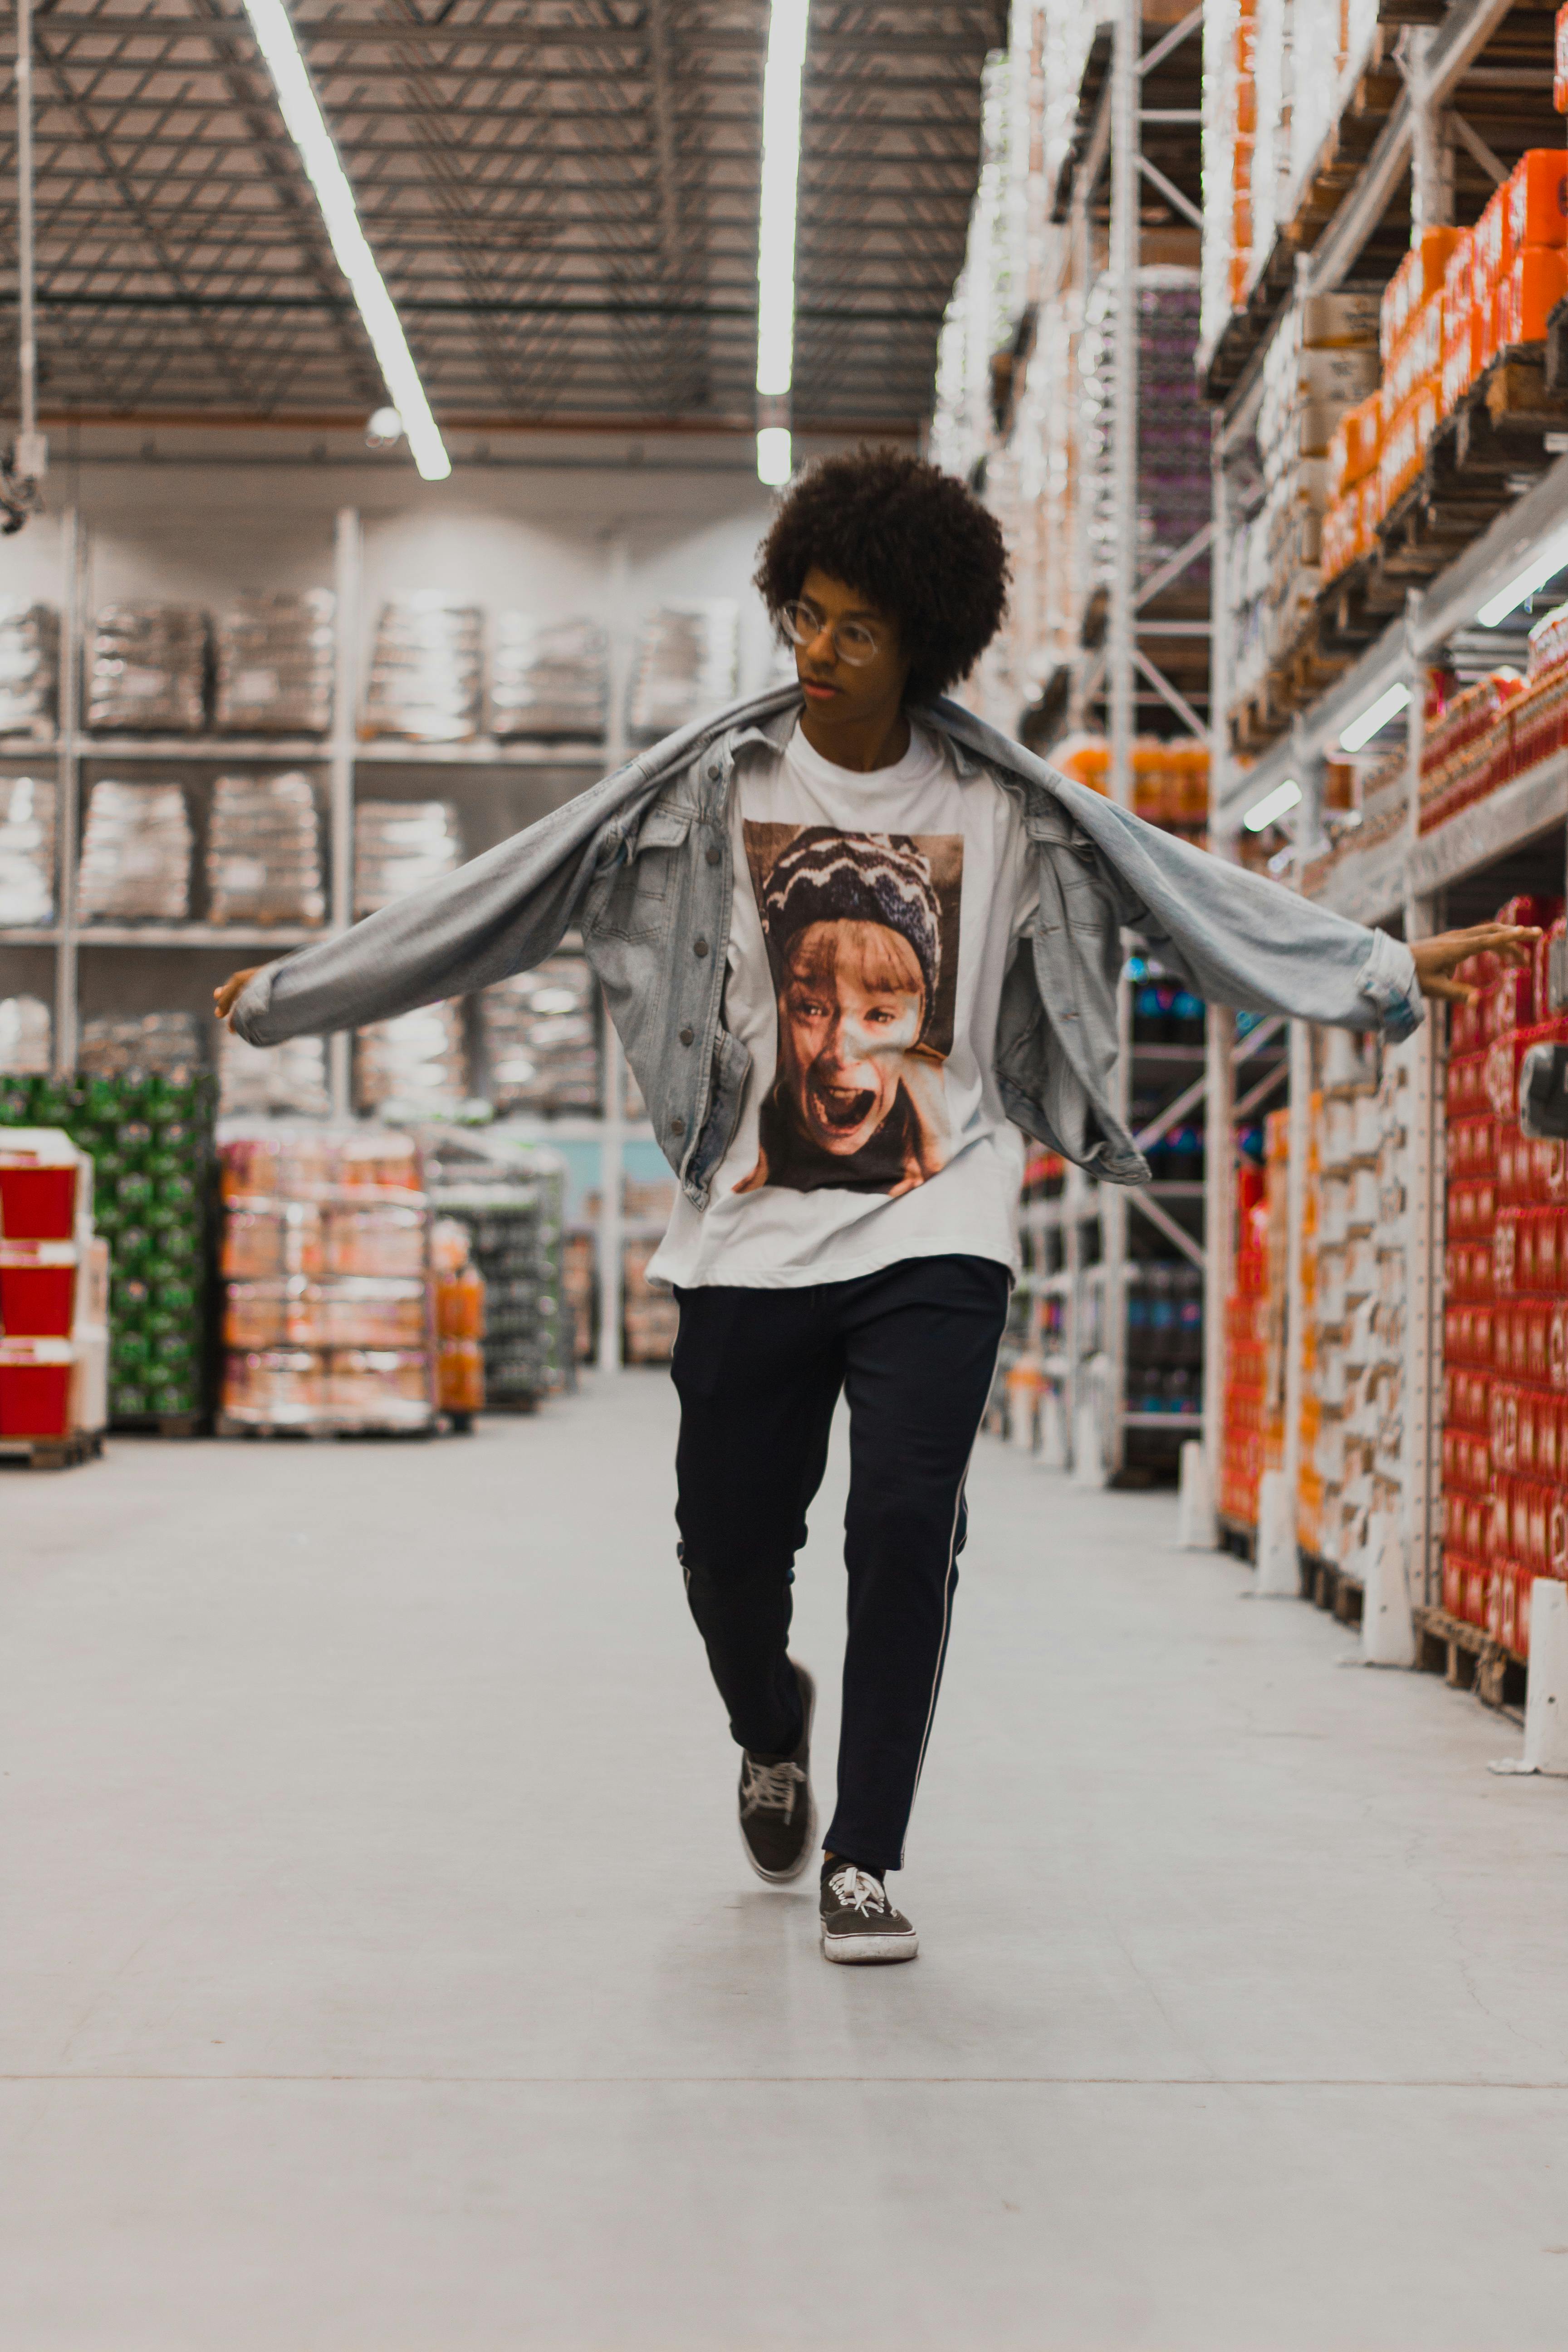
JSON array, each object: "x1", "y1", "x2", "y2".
[
  {"x1": 1441, "y1": 327, "x2": 1475, "y2": 417},
  {"x1": 1475, "y1": 186, "x2": 1513, "y2": 289},
  {"x1": 1504, "y1": 245, "x2": 1568, "y2": 347},
  {"x1": 1558, "y1": 0, "x2": 1568, "y2": 110},
  {"x1": 1443, "y1": 229, "x2": 1474, "y2": 323},
  {"x1": 1509, "y1": 150, "x2": 1568, "y2": 252},
  {"x1": 1329, "y1": 389, "x2": 1382, "y2": 495}
]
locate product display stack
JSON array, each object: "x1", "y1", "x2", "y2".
[
  {"x1": 0, "y1": 1128, "x2": 108, "y2": 1455},
  {"x1": 490, "y1": 616, "x2": 608, "y2": 742},
  {"x1": 1441, "y1": 900, "x2": 1568, "y2": 1656},
  {"x1": 431, "y1": 1216, "x2": 485, "y2": 1422},
  {"x1": 478, "y1": 949, "x2": 600, "y2": 1114},
  {"x1": 0, "y1": 774, "x2": 55, "y2": 926},
  {"x1": 77, "y1": 780, "x2": 194, "y2": 923},
  {"x1": 218, "y1": 1028, "x2": 331, "y2": 1119},
  {"x1": 0, "y1": 599, "x2": 59, "y2": 740},
  {"x1": 205, "y1": 772, "x2": 325, "y2": 927},
  {"x1": 213, "y1": 590, "x2": 335, "y2": 736},
  {"x1": 425, "y1": 1148, "x2": 571, "y2": 1408},
  {"x1": 627, "y1": 603, "x2": 739, "y2": 744},
  {"x1": 0, "y1": 995, "x2": 50, "y2": 1073},
  {"x1": 1219, "y1": 1111, "x2": 1287, "y2": 1532},
  {"x1": 356, "y1": 1004, "x2": 468, "y2": 1115},
  {"x1": 361, "y1": 598, "x2": 483, "y2": 741},
  {"x1": 219, "y1": 1127, "x2": 435, "y2": 1434},
  {"x1": 1, "y1": 1061, "x2": 216, "y2": 1431},
  {"x1": 85, "y1": 604, "x2": 208, "y2": 734}
]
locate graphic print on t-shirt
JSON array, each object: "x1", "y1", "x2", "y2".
[{"x1": 735, "y1": 822, "x2": 964, "y2": 1197}]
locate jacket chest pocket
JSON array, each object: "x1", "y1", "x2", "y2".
[{"x1": 587, "y1": 805, "x2": 692, "y2": 943}]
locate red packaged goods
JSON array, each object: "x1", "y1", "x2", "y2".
[
  {"x1": 0, "y1": 1336, "x2": 76, "y2": 1437},
  {"x1": 1527, "y1": 603, "x2": 1568, "y2": 677},
  {"x1": 0, "y1": 1131, "x2": 87, "y2": 1241},
  {"x1": 1508, "y1": 151, "x2": 1568, "y2": 252},
  {"x1": 0, "y1": 1241, "x2": 78, "y2": 1338}
]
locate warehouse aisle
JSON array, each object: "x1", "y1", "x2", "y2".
[{"x1": 3, "y1": 1382, "x2": 1567, "y2": 2352}]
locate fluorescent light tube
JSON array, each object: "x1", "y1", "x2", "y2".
[
  {"x1": 1241, "y1": 778, "x2": 1302, "y2": 833},
  {"x1": 239, "y1": 0, "x2": 451, "y2": 482},
  {"x1": 756, "y1": 426, "x2": 794, "y2": 487},
  {"x1": 1475, "y1": 525, "x2": 1568, "y2": 628},
  {"x1": 756, "y1": 0, "x2": 810, "y2": 402},
  {"x1": 1338, "y1": 681, "x2": 1411, "y2": 752}
]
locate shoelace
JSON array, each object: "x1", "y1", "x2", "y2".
[
  {"x1": 827, "y1": 1865, "x2": 888, "y2": 1917},
  {"x1": 740, "y1": 1756, "x2": 804, "y2": 1822}
]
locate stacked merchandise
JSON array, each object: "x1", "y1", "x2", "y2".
[
  {"x1": 1125, "y1": 1263, "x2": 1204, "y2": 1419},
  {"x1": 1231, "y1": 290, "x2": 1379, "y2": 713},
  {"x1": 564, "y1": 1230, "x2": 594, "y2": 1361},
  {"x1": 624, "y1": 1239, "x2": 680, "y2": 1364},
  {"x1": 214, "y1": 591, "x2": 334, "y2": 735},
  {"x1": 1297, "y1": 1088, "x2": 1324, "y2": 1555},
  {"x1": 627, "y1": 603, "x2": 739, "y2": 745},
  {"x1": 354, "y1": 799, "x2": 461, "y2": 916},
  {"x1": 206, "y1": 771, "x2": 325, "y2": 927},
  {"x1": 1218, "y1": 1144, "x2": 1274, "y2": 1527},
  {"x1": 1080, "y1": 277, "x2": 1210, "y2": 618},
  {"x1": 0, "y1": 995, "x2": 50, "y2": 1073},
  {"x1": 427, "y1": 1153, "x2": 571, "y2": 1407},
  {"x1": 218, "y1": 1028, "x2": 331, "y2": 1119},
  {"x1": 0, "y1": 1066, "x2": 216, "y2": 1428},
  {"x1": 1050, "y1": 735, "x2": 1210, "y2": 846},
  {"x1": 1303, "y1": 1030, "x2": 1410, "y2": 1575},
  {"x1": 78, "y1": 1009, "x2": 205, "y2": 1079},
  {"x1": 85, "y1": 605, "x2": 208, "y2": 734},
  {"x1": 0, "y1": 1130, "x2": 108, "y2": 1445},
  {"x1": 361, "y1": 598, "x2": 483, "y2": 742},
  {"x1": 431, "y1": 1217, "x2": 485, "y2": 1420},
  {"x1": 1441, "y1": 899, "x2": 1568, "y2": 1655},
  {"x1": 0, "y1": 601, "x2": 59, "y2": 739},
  {"x1": 490, "y1": 617, "x2": 608, "y2": 741},
  {"x1": 1300, "y1": 739, "x2": 1406, "y2": 901},
  {"x1": 0, "y1": 775, "x2": 55, "y2": 925},
  {"x1": 479, "y1": 951, "x2": 600, "y2": 1114},
  {"x1": 219, "y1": 1127, "x2": 435, "y2": 1432},
  {"x1": 1417, "y1": 605, "x2": 1568, "y2": 838},
  {"x1": 357, "y1": 1004, "x2": 467, "y2": 1115},
  {"x1": 77, "y1": 781, "x2": 193, "y2": 923}
]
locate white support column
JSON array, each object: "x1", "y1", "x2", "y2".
[
  {"x1": 53, "y1": 506, "x2": 82, "y2": 1078},
  {"x1": 328, "y1": 506, "x2": 361, "y2": 1122},
  {"x1": 1402, "y1": 591, "x2": 1441, "y2": 1610},
  {"x1": 1108, "y1": 0, "x2": 1139, "y2": 815}
]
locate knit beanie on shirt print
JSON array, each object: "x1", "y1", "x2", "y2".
[{"x1": 759, "y1": 828, "x2": 942, "y2": 1039}]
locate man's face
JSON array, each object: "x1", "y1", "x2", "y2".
[
  {"x1": 777, "y1": 919, "x2": 925, "y2": 1156},
  {"x1": 791, "y1": 567, "x2": 910, "y2": 730}
]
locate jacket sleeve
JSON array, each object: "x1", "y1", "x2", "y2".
[
  {"x1": 1054, "y1": 784, "x2": 1424, "y2": 1042},
  {"x1": 230, "y1": 757, "x2": 654, "y2": 1047}
]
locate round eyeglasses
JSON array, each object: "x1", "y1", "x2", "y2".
[{"x1": 779, "y1": 601, "x2": 884, "y2": 666}]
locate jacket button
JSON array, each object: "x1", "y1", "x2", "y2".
[
  {"x1": 707, "y1": 763, "x2": 721, "y2": 781},
  {"x1": 694, "y1": 937, "x2": 709, "y2": 957},
  {"x1": 670, "y1": 1116, "x2": 685, "y2": 1137},
  {"x1": 679, "y1": 1025, "x2": 694, "y2": 1046},
  {"x1": 706, "y1": 845, "x2": 722, "y2": 866}
]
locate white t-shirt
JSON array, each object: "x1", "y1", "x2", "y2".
[{"x1": 647, "y1": 718, "x2": 1036, "y2": 1290}]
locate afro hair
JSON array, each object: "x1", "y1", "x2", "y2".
[{"x1": 753, "y1": 445, "x2": 1009, "y2": 705}]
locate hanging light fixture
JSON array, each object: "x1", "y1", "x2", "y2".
[
  {"x1": 755, "y1": 0, "x2": 810, "y2": 486},
  {"x1": 239, "y1": 0, "x2": 451, "y2": 483}
]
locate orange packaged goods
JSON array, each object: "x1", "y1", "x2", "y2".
[
  {"x1": 1379, "y1": 227, "x2": 1463, "y2": 363},
  {"x1": 1220, "y1": 1117, "x2": 1288, "y2": 1531},
  {"x1": 1053, "y1": 734, "x2": 1110, "y2": 796},
  {"x1": 1508, "y1": 150, "x2": 1568, "y2": 253},
  {"x1": 1558, "y1": 0, "x2": 1568, "y2": 111},
  {"x1": 218, "y1": 1125, "x2": 435, "y2": 1434},
  {"x1": 1327, "y1": 390, "x2": 1381, "y2": 499},
  {"x1": 1441, "y1": 895, "x2": 1568, "y2": 1653},
  {"x1": 432, "y1": 1214, "x2": 485, "y2": 1419},
  {"x1": 1417, "y1": 670, "x2": 1524, "y2": 833},
  {"x1": 1502, "y1": 245, "x2": 1568, "y2": 348},
  {"x1": 1130, "y1": 738, "x2": 1209, "y2": 843}
]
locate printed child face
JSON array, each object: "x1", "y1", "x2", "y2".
[{"x1": 777, "y1": 919, "x2": 926, "y2": 1156}]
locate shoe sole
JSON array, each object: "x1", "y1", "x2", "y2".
[
  {"x1": 820, "y1": 1928, "x2": 920, "y2": 1965},
  {"x1": 740, "y1": 1665, "x2": 817, "y2": 1886}
]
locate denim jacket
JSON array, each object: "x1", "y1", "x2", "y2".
[{"x1": 233, "y1": 683, "x2": 1421, "y2": 1209}]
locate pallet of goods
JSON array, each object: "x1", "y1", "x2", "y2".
[
  {"x1": 0, "y1": 1128, "x2": 108, "y2": 1463},
  {"x1": 218, "y1": 1127, "x2": 436, "y2": 1436},
  {"x1": 1219, "y1": 1111, "x2": 1287, "y2": 1531},
  {"x1": 1441, "y1": 897, "x2": 1568, "y2": 1657}
]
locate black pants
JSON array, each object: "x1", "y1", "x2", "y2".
[{"x1": 671, "y1": 1254, "x2": 1010, "y2": 1876}]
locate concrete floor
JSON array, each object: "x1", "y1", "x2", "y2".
[{"x1": 2, "y1": 1379, "x2": 1567, "y2": 2350}]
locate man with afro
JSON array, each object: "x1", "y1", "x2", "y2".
[{"x1": 216, "y1": 444, "x2": 1539, "y2": 1971}]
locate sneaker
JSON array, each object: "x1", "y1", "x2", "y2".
[
  {"x1": 819, "y1": 1859, "x2": 919, "y2": 1965},
  {"x1": 737, "y1": 1660, "x2": 817, "y2": 1884}
]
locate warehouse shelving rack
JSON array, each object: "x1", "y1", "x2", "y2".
[
  {"x1": 0, "y1": 502, "x2": 652, "y2": 1369},
  {"x1": 1201, "y1": 0, "x2": 1568, "y2": 1599}
]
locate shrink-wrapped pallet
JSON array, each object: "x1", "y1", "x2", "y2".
[
  {"x1": 0, "y1": 600, "x2": 59, "y2": 739},
  {"x1": 86, "y1": 604, "x2": 208, "y2": 734},
  {"x1": 361, "y1": 596, "x2": 482, "y2": 741},
  {"x1": 478, "y1": 951, "x2": 600, "y2": 1116},
  {"x1": 206, "y1": 769, "x2": 325, "y2": 928},
  {"x1": 353, "y1": 798, "x2": 461, "y2": 917},
  {"x1": 0, "y1": 774, "x2": 55, "y2": 926},
  {"x1": 491, "y1": 616, "x2": 608, "y2": 741},
  {"x1": 218, "y1": 1028, "x2": 331, "y2": 1118},
  {"x1": 0, "y1": 993, "x2": 51, "y2": 1073},
  {"x1": 627, "y1": 602, "x2": 738, "y2": 743},
  {"x1": 78, "y1": 1009, "x2": 206, "y2": 1079},
  {"x1": 356, "y1": 1002, "x2": 467, "y2": 1112},
  {"x1": 77, "y1": 779, "x2": 193, "y2": 922},
  {"x1": 214, "y1": 590, "x2": 334, "y2": 735}
]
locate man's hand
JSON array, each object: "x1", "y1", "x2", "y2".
[
  {"x1": 1411, "y1": 922, "x2": 1541, "y2": 1006},
  {"x1": 213, "y1": 967, "x2": 263, "y2": 1026}
]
